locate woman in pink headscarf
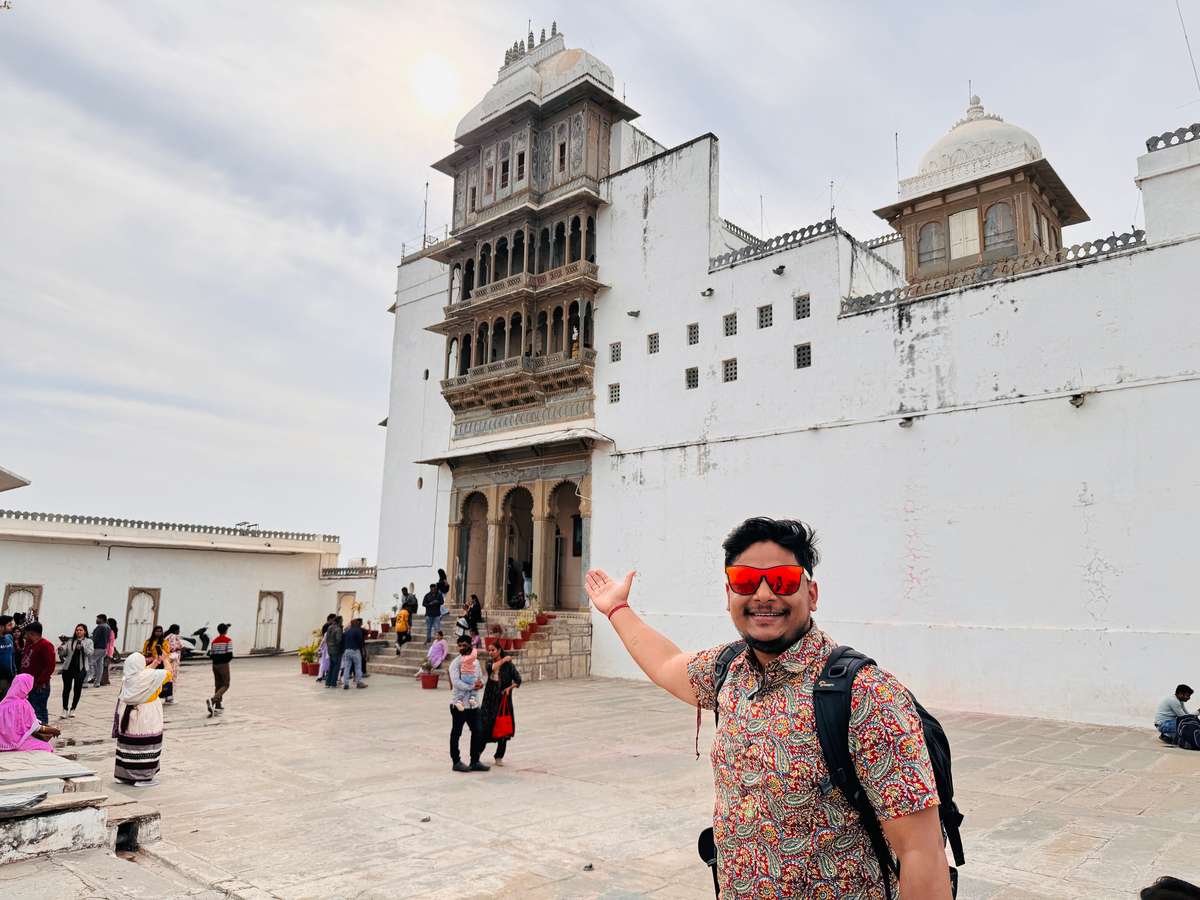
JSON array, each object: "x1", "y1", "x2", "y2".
[{"x1": 0, "y1": 674, "x2": 56, "y2": 752}]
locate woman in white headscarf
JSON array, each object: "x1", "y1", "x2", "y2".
[{"x1": 113, "y1": 652, "x2": 171, "y2": 786}]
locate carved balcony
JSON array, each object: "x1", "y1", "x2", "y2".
[
  {"x1": 439, "y1": 347, "x2": 597, "y2": 413},
  {"x1": 437, "y1": 261, "x2": 602, "y2": 329}
]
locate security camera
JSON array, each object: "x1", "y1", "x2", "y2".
[
  {"x1": 1069, "y1": 393, "x2": 1086, "y2": 408},
  {"x1": 700, "y1": 287, "x2": 714, "y2": 297},
  {"x1": 772, "y1": 265, "x2": 786, "y2": 275}
]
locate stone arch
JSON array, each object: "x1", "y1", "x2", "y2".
[
  {"x1": 582, "y1": 302, "x2": 593, "y2": 349},
  {"x1": 463, "y1": 258, "x2": 475, "y2": 299},
  {"x1": 446, "y1": 337, "x2": 458, "y2": 379},
  {"x1": 551, "y1": 306, "x2": 564, "y2": 353},
  {"x1": 569, "y1": 216, "x2": 582, "y2": 263},
  {"x1": 536, "y1": 310, "x2": 549, "y2": 355},
  {"x1": 460, "y1": 333, "x2": 472, "y2": 375},
  {"x1": 458, "y1": 492, "x2": 489, "y2": 607},
  {"x1": 585, "y1": 215, "x2": 595, "y2": 262},
  {"x1": 512, "y1": 230, "x2": 525, "y2": 275},
  {"x1": 495, "y1": 236, "x2": 510, "y2": 280},
  {"x1": 567, "y1": 300, "x2": 581, "y2": 357},
  {"x1": 479, "y1": 243, "x2": 491, "y2": 286},
  {"x1": 502, "y1": 486, "x2": 535, "y2": 609},
  {"x1": 552, "y1": 222, "x2": 566, "y2": 268},
  {"x1": 491, "y1": 317, "x2": 507, "y2": 361},
  {"x1": 537, "y1": 227, "x2": 551, "y2": 274},
  {"x1": 509, "y1": 311, "x2": 523, "y2": 358},
  {"x1": 548, "y1": 481, "x2": 583, "y2": 609},
  {"x1": 476, "y1": 321, "x2": 489, "y2": 365},
  {"x1": 449, "y1": 263, "x2": 462, "y2": 304}
]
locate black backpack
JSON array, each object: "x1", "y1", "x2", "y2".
[
  {"x1": 699, "y1": 641, "x2": 965, "y2": 899},
  {"x1": 1175, "y1": 715, "x2": 1200, "y2": 751}
]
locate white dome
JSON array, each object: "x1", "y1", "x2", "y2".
[
  {"x1": 918, "y1": 96, "x2": 1042, "y2": 177},
  {"x1": 454, "y1": 38, "x2": 615, "y2": 142}
]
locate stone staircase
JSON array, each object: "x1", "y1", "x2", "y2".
[{"x1": 363, "y1": 610, "x2": 593, "y2": 683}]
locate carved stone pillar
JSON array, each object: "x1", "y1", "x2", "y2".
[
  {"x1": 446, "y1": 518, "x2": 462, "y2": 606},
  {"x1": 531, "y1": 515, "x2": 550, "y2": 607},
  {"x1": 578, "y1": 514, "x2": 592, "y2": 608},
  {"x1": 484, "y1": 516, "x2": 503, "y2": 609}
]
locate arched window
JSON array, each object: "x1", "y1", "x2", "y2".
[
  {"x1": 917, "y1": 222, "x2": 946, "y2": 265},
  {"x1": 491, "y1": 317, "x2": 506, "y2": 362},
  {"x1": 552, "y1": 223, "x2": 566, "y2": 269},
  {"x1": 478, "y1": 244, "x2": 491, "y2": 286},
  {"x1": 460, "y1": 334, "x2": 472, "y2": 375},
  {"x1": 583, "y1": 302, "x2": 593, "y2": 349},
  {"x1": 446, "y1": 338, "x2": 458, "y2": 379},
  {"x1": 568, "y1": 216, "x2": 582, "y2": 263},
  {"x1": 983, "y1": 202, "x2": 1015, "y2": 252},
  {"x1": 508, "y1": 312, "x2": 523, "y2": 358},
  {"x1": 495, "y1": 237, "x2": 509, "y2": 280},
  {"x1": 567, "y1": 301, "x2": 580, "y2": 358},
  {"x1": 537, "y1": 228, "x2": 550, "y2": 274},
  {"x1": 585, "y1": 216, "x2": 595, "y2": 263},
  {"x1": 476, "y1": 322, "x2": 489, "y2": 365},
  {"x1": 463, "y1": 259, "x2": 475, "y2": 300},
  {"x1": 449, "y1": 264, "x2": 462, "y2": 304},
  {"x1": 536, "y1": 311, "x2": 548, "y2": 355},
  {"x1": 511, "y1": 231, "x2": 525, "y2": 275},
  {"x1": 551, "y1": 307, "x2": 564, "y2": 353}
]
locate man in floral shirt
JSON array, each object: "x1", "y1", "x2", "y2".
[{"x1": 586, "y1": 517, "x2": 952, "y2": 899}]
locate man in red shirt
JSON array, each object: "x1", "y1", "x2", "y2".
[{"x1": 19, "y1": 622, "x2": 56, "y2": 725}]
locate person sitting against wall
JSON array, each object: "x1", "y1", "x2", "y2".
[
  {"x1": 0, "y1": 674, "x2": 59, "y2": 752},
  {"x1": 1156, "y1": 684, "x2": 1193, "y2": 743}
]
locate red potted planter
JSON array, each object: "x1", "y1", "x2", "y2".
[
  {"x1": 499, "y1": 638, "x2": 513, "y2": 650},
  {"x1": 536, "y1": 613, "x2": 549, "y2": 626},
  {"x1": 382, "y1": 622, "x2": 391, "y2": 633},
  {"x1": 511, "y1": 638, "x2": 525, "y2": 650},
  {"x1": 301, "y1": 661, "x2": 317, "y2": 675},
  {"x1": 485, "y1": 637, "x2": 500, "y2": 650},
  {"x1": 419, "y1": 672, "x2": 440, "y2": 689}
]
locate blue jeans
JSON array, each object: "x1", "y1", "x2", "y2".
[
  {"x1": 425, "y1": 614, "x2": 440, "y2": 643},
  {"x1": 28, "y1": 685, "x2": 50, "y2": 725},
  {"x1": 1159, "y1": 718, "x2": 1179, "y2": 741},
  {"x1": 339, "y1": 649, "x2": 363, "y2": 686},
  {"x1": 324, "y1": 653, "x2": 342, "y2": 687}
]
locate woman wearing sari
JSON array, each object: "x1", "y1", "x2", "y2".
[
  {"x1": 0, "y1": 674, "x2": 58, "y2": 753},
  {"x1": 142, "y1": 626, "x2": 172, "y2": 705},
  {"x1": 480, "y1": 645, "x2": 521, "y2": 766},
  {"x1": 114, "y1": 652, "x2": 170, "y2": 785},
  {"x1": 163, "y1": 624, "x2": 183, "y2": 704}
]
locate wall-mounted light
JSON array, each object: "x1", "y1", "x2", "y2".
[
  {"x1": 626, "y1": 310, "x2": 640, "y2": 317},
  {"x1": 700, "y1": 287, "x2": 714, "y2": 297},
  {"x1": 772, "y1": 265, "x2": 786, "y2": 275},
  {"x1": 1069, "y1": 393, "x2": 1086, "y2": 408},
  {"x1": 898, "y1": 417, "x2": 914, "y2": 428}
]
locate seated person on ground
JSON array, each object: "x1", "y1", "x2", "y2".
[
  {"x1": 1156, "y1": 684, "x2": 1193, "y2": 743},
  {"x1": 0, "y1": 674, "x2": 59, "y2": 752}
]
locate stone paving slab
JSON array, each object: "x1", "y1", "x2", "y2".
[{"x1": 5, "y1": 657, "x2": 1199, "y2": 898}]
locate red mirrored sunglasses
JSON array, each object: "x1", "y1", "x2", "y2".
[{"x1": 724, "y1": 564, "x2": 808, "y2": 597}]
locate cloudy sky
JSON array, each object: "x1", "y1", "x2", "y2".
[{"x1": 2, "y1": 1, "x2": 1197, "y2": 559}]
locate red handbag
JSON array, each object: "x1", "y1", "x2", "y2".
[{"x1": 492, "y1": 693, "x2": 514, "y2": 740}]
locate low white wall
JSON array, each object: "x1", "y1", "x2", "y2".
[{"x1": 0, "y1": 540, "x2": 331, "y2": 653}]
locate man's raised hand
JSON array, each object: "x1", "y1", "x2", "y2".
[{"x1": 585, "y1": 568, "x2": 635, "y2": 616}]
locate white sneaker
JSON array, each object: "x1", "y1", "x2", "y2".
[
  {"x1": 493, "y1": 758, "x2": 505, "y2": 767},
  {"x1": 133, "y1": 779, "x2": 160, "y2": 788}
]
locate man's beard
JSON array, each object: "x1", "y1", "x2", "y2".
[{"x1": 740, "y1": 617, "x2": 812, "y2": 655}]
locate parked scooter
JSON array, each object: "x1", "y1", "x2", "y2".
[{"x1": 179, "y1": 625, "x2": 210, "y2": 660}]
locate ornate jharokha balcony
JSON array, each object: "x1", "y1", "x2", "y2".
[
  {"x1": 441, "y1": 260, "x2": 601, "y2": 319},
  {"x1": 441, "y1": 348, "x2": 598, "y2": 413}
]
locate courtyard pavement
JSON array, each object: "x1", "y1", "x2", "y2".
[{"x1": 7, "y1": 654, "x2": 1199, "y2": 899}]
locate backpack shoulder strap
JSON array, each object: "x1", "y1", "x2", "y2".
[
  {"x1": 813, "y1": 646, "x2": 898, "y2": 900},
  {"x1": 712, "y1": 641, "x2": 746, "y2": 727}
]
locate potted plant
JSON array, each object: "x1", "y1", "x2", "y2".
[
  {"x1": 515, "y1": 611, "x2": 534, "y2": 642},
  {"x1": 485, "y1": 624, "x2": 503, "y2": 650},
  {"x1": 298, "y1": 640, "x2": 319, "y2": 675},
  {"x1": 529, "y1": 593, "x2": 549, "y2": 627},
  {"x1": 418, "y1": 659, "x2": 439, "y2": 689}
]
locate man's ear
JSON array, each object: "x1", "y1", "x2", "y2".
[{"x1": 809, "y1": 579, "x2": 819, "y2": 612}]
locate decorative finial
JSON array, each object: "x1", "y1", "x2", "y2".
[
  {"x1": 551, "y1": 21, "x2": 557, "y2": 37},
  {"x1": 504, "y1": 48, "x2": 512, "y2": 65},
  {"x1": 540, "y1": 28, "x2": 546, "y2": 43},
  {"x1": 529, "y1": 28, "x2": 535, "y2": 48},
  {"x1": 966, "y1": 95, "x2": 984, "y2": 119},
  {"x1": 520, "y1": 39, "x2": 526, "y2": 54}
]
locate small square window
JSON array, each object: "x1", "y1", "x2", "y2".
[
  {"x1": 722, "y1": 358, "x2": 738, "y2": 382},
  {"x1": 516, "y1": 151, "x2": 525, "y2": 181},
  {"x1": 647, "y1": 333, "x2": 660, "y2": 354},
  {"x1": 610, "y1": 341, "x2": 622, "y2": 363},
  {"x1": 685, "y1": 367, "x2": 699, "y2": 389},
  {"x1": 795, "y1": 343, "x2": 812, "y2": 369},
  {"x1": 757, "y1": 304, "x2": 773, "y2": 329},
  {"x1": 608, "y1": 383, "x2": 621, "y2": 403},
  {"x1": 687, "y1": 322, "x2": 699, "y2": 345},
  {"x1": 794, "y1": 294, "x2": 810, "y2": 319},
  {"x1": 500, "y1": 159, "x2": 510, "y2": 189},
  {"x1": 723, "y1": 313, "x2": 737, "y2": 337}
]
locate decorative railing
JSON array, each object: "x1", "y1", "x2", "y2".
[
  {"x1": 445, "y1": 261, "x2": 599, "y2": 315},
  {"x1": 529, "y1": 348, "x2": 597, "y2": 372},
  {"x1": 401, "y1": 235, "x2": 456, "y2": 264},
  {"x1": 1146, "y1": 123, "x2": 1199, "y2": 153},
  {"x1": 469, "y1": 357, "x2": 530, "y2": 377},
  {"x1": 442, "y1": 374, "x2": 471, "y2": 390},
  {"x1": 320, "y1": 566, "x2": 377, "y2": 579},
  {"x1": 841, "y1": 228, "x2": 901, "y2": 277},
  {"x1": 722, "y1": 219, "x2": 763, "y2": 247},
  {"x1": 451, "y1": 177, "x2": 601, "y2": 236},
  {"x1": 469, "y1": 271, "x2": 533, "y2": 302},
  {"x1": 441, "y1": 349, "x2": 596, "y2": 393},
  {"x1": 0, "y1": 509, "x2": 339, "y2": 543},
  {"x1": 841, "y1": 229, "x2": 1147, "y2": 316},
  {"x1": 710, "y1": 219, "x2": 837, "y2": 271},
  {"x1": 863, "y1": 232, "x2": 902, "y2": 250},
  {"x1": 898, "y1": 145, "x2": 1040, "y2": 201},
  {"x1": 530, "y1": 259, "x2": 598, "y2": 289}
]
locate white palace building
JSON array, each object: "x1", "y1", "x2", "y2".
[{"x1": 377, "y1": 25, "x2": 1200, "y2": 727}]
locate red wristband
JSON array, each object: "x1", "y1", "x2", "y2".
[{"x1": 606, "y1": 602, "x2": 631, "y2": 621}]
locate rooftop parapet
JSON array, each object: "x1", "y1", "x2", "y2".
[
  {"x1": 1145, "y1": 122, "x2": 1199, "y2": 153},
  {"x1": 841, "y1": 229, "x2": 1147, "y2": 316},
  {"x1": 709, "y1": 219, "x2": 837, "y2": 272},
  {"x1": 0, "y1": 509, "x2": 339, "y2": 544}
]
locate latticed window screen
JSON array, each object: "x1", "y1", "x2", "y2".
[
  {"x1": 608, "y1": 383, "x2": 621, "y2": 403},
  {"x1": 722, "y1": 358, "x2": 738, "y2": 382},
  {"x1": 758, "y1": 305, "x2": 773, "y2": 329},
  {"x1": 647, "y1": 333, "x2": 660, "y2": 354},
  {"x1": 794, "y1": 294, "x2": 810, "y2": 319},
  {"x1": 610, "y1": 342, "x2": 622, "y2": 363},
  {"x1": 795, "y1": 343, "x2": 812, "y2": 369},
  {"x1": 685, "y1": 367, "x2": 699, "y2": 389},
  {"x1": 723, "y1": 313, "x2": 737, "y2": 337},
  {"x1": 687, "y1": 323, "x2": 699, "y2": 345}
]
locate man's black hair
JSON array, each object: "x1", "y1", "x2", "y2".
[
  {"x1": 13, "y1": 612, "x2": 26, "y2": 625},
  {"x1": 1142, "y1": 877, "x2": 1200, "y2": 899},
  {"x1": 96, "y1": 613, "x2": 107, "y2": 622},
  {"x1": 456, "y1": 635, "x2": 472, "y2": 647},
  {"x1": 1178, "y1": 684, "x2": 1194, "y2": 696},
  {"x1": 722, "y1": 517, "x2": 820, "y2": 572},
  {"x1": 0, "y1": 615, "x2": 12, "y2": 627},
  {"x1": 217, "y1": 623, "x2": 229, "y2": 635},
  {"x1": 25, "y1": 621, "x2": 42, "y2": 636},
  {"x1": 167, "y1": 623, "x2": 180, "y2": 635}
]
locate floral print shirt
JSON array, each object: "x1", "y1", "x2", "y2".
[{"x1": 687, "y1": 624, "x2": 939, "y2": 899}]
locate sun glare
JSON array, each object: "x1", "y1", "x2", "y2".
[{"x1": 409, "y1": 52, "x2": 462, "y2": 118}]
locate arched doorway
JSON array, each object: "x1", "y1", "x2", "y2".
[
  {"x1": 503, "y1": 488, "x2": 534, "y2": 609},
  {"x1": 458, "y1": 493, "x2": 489, "y2": 608},
  {"x1": 1, "y1": 584, "x2": 41, "y2": 619},
  {"x1": 255, "y1": 591, "x2": 283, "y2": 652},
  {"x1": 124, "y1": 588, "x2": 160, "y2": 653},
  {"x1": 549, "y1": 482, "x2": 583, "y2": 609}
]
